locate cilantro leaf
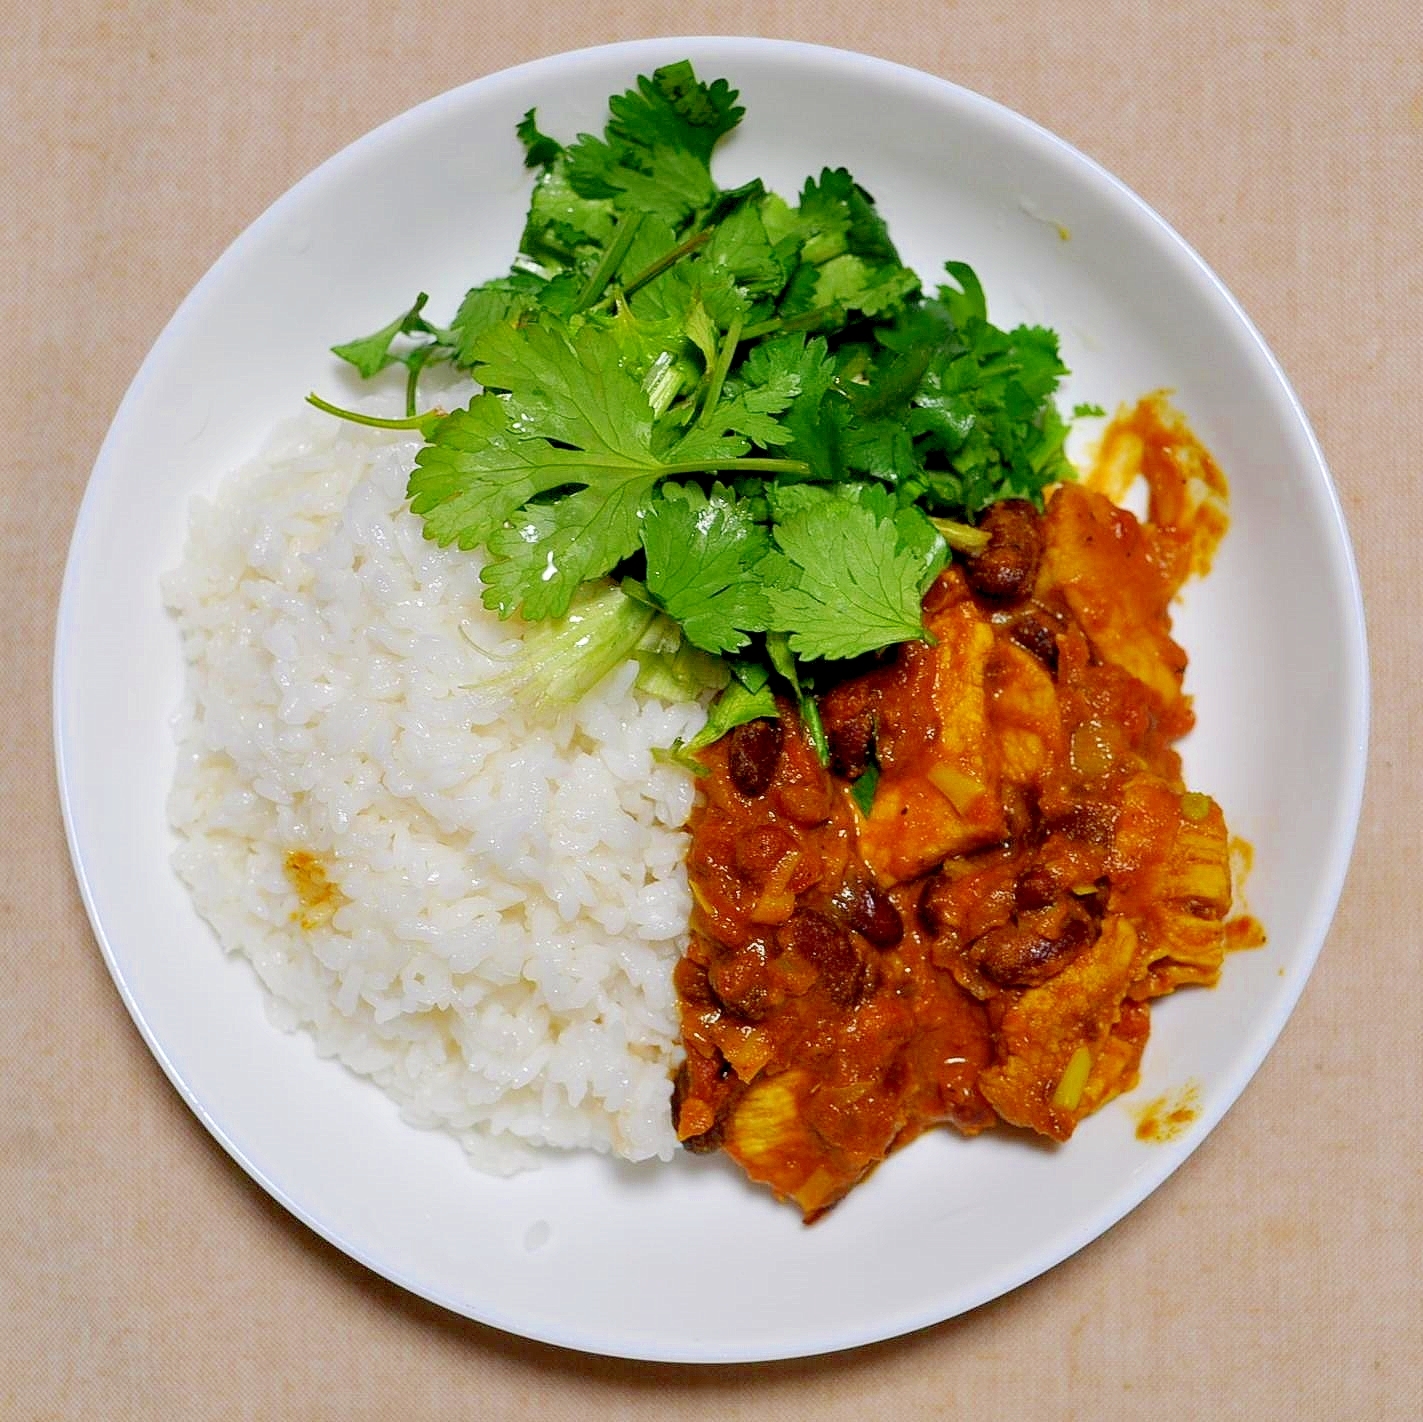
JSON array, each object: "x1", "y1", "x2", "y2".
[
  {"x1": 789, "y1": 168, "x2": 891, "y2": 265},
  {"x1": 739, "y1": 332, "x2": 837, "y2": 418},
  {"x1": 939, "y1": 259, "x2": 987, "y2": 324},
  {"x1": 767, "y1": 481, "x2": 948, "y2": 589},
  {"x1": 773, "y1": 169, "x2": 920, "y2": 322},
  {"x1": 762, "y1": 496, "x2": 938, "y2": 659},
  {"x1": 331, "y1": 293, "x2": 435, "y2": 377},
  {"x1": 561, "y1": 63, "x2": 742, "y2": 227},
  {"x1": 409, "y1": 313, "x2": 808, "y2": 621},
  {"x1": 811, "y1": 254, "x2": 919, "y2": 318},
  {"x1": 567, "y1": 139, "x2": 716, "y2": 225},
  {"x1": 482, "y1": 482, "x2": 653, "y2": 621},
  {"x1": 607, "y1": 61, "x2": 744, "y2": 163},
  {"x1": 665, "y1": 422, "x2": 753, "y2": 466},
  {"x1": 737, "y1": 332, "x2": 845, "y2": 474},
  {"x1": 678, "y1": 661, "x2": 779, "y2": 758},
  {"x1": 464, "y1": 315, "x2": 656, "y2": 454},
  {"x1": 516, "y1": 109, "x2": 562, "y2": 169},
  {"x1": 640, "y1": 483, "x2": 772, "y2": 653},
  {"x1": 519, "y1": 157, "x2": 618, "y2": 272},
  {"x1": 703, "y1": 385, "x2": 796, "y2": 447},
  {"x1": 701, "y1": 201, "x2": 788, "y2": 309},
  {"x1": 408, "y1": 317, "x2": 672, "y2": 595},
  {"x1": 445, "y1": 274, "x2": 544, "y2": 367}
]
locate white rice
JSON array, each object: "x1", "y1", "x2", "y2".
[{"x1": 163, "y1": 383, "x2": 704, "y2": 1172}]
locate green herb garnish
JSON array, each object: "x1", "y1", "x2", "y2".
[
  {"x1": 312, "y1": 59, "x2": 1083, "y2": 745},
  {"x1": 849, "y1": 758, "x2": 881, "y2": 818}
]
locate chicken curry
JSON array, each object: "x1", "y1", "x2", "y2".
[{"x1": 672, "y1": 397, "x2": 1257, "y2": 1220}]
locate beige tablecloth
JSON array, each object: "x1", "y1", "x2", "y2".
[{"x1": 4, "y1": 2, "x2": 1419, "y2": 1416}]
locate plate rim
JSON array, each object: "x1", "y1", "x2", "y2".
[{"x1": 53, "y1": 34, "x2": 1371, "y2": 1363}]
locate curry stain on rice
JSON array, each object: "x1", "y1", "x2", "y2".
[{"x1": 284, "y1": 849, "x2": 348, "y2": 931}]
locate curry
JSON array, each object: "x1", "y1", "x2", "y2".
[{"x1": 672, "y1": 397, "x2": 1258, "y2": 1219}]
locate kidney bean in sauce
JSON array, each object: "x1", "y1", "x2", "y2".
[
  {"x1": 964, "y1": 498, "x2": 1044, "y2": 602},
  {"x1": 971, "y1": 908, "x2": 1096, "y2": 988},
  {"x1": 778, "y1": 907, "x2": 865, "y2": 1006},
  {"x1": 726, "y1": 717, "x2": 784, "y2": 797},
  {"x1": 839, "y1": 879, "x2": 904, "y2": 947},
  {"x1": 1008, "y1": 610, "x2": 1060, "y2": 673},
  {"x1": 825, "y1": 708, "x2": 875, "y2": 781}
]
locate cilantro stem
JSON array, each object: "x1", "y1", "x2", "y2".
[
  {"x1": 621, "y1": 230, "x2": 711, "y2": 298},
  {"x1": 659, "y1": 457, "x2": 811, "y2": 477},
  {"x1": 305, "y1": 392, "x2": 444, "y2": 438},
  {"x1": 575, "y1": 210, "x2": 645, "y2": 311},
  {"x1": 929, "y1": 514, "x2": 991, "y2": 554},
  {"x1": 403, "y1": 343, "x2": 441, "y2": 418},
  {"x1": 697, "y1": 314, "x2": 743, "y2": 428},
  {"x1": 740, "y1": 306, "x2": 838, "y2": 341}
]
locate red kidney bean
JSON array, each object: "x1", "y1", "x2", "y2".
[
  {"x1": 971, "y1": 909, "x2": 1095, "y2": 988},
  {"x1": 1008, "y1": 610, "x2": 1060, "y2": 673},
  {"x1": 727, "y1": 717, "x2": 784, "y2": 797},
  {"x1": 778, "y1": 908, "x2": 865, "y2": 1007},
  {"x1": 964, "y1": 499, "x2": 1044, "y2": 602},
  {"x1": 840, "y1": 879, "x2": 904, "y2": 947}
]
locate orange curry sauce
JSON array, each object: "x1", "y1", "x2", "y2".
[{"x1": 672, "y1": 395, "x2": 1264, "y2": 1220}]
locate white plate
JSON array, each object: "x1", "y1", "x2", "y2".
[{"x1": 54, "y1": 38, "x2": 1368, "y2": 1362}]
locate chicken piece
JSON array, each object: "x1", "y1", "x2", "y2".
[
  {"x1": 1039, "y1": 483, "x2": 1188, "y2": 713},
  {"x1": 858, "y1": 573, "x2": 1005, "y2": 886},
  {"x1": 1110, "y1": 773, "x2": 1232, "y2": 995},
  {"x1": 716, "y1": 971, "x2": 994, "y2": 1221},
  {"x1": 985, "y1": 637, "x2": 1066, "y2": 790},
  {"x1": 721, "y1": 1070, "x2": 903, "y2": 1220},
  {"x1": 978, "y1": 913, "x2": 1147, "y2": 1140},
  {"x1": 1075, "y1": 997, "x2": 1152, "y2": 1118},
  {"x1": 1131, "y1": 911, "x2": 1229, "y2": 997},
  {"x1": 716, "y1": 990, "x2": 919, "y2": 1220}
]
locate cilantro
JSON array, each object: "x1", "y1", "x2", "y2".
[
  {"x1": 312, "y1": 58, "x2": 1092, "y2": 737},
  {"x1": 408, "y1": 314, "x2": 807, "y2": 620},
  {"x1": 639, "y1": 483, "x2": 771, "y2": 654},
  {"x1": 607, "y1": 60, "x2": 744, "y2": 162},
  {"x1": 762, "y1": 494, "x2": 942, "y2": 660},
  {"x1": 771, "y1": 169, "x2": 920, "y2": 322},
  {"x1": 634, "y1": 637, "x2": 730, "y2": 704},
  {"x1": 520, "y1": 158, "x2": 618, "y2": 272},
  {"x1": 848, "y1": 758, "x2": 880, "y2": 817},
  {"x1": 561, "y1": 62, "x2": 742, "y2": 225},
  {"x1": 1073, "y1": 401, "x2": 1106, "y2": 418},
  {"x1": 901, "y1": 277, "x2": 1075, "y2": 515},
  {"x1": 765, "y1": 631, "x2": 828, "y2": 763},
  {"x1": 477, "y1": 579, "x2": 659, "y2": 717},
  {"x1": 445, "y1": 273, "x2": 544, "y2": 365},
  {"x1": 516, "y1": 109, "x2": 562, "y2": 169},
  {"x1": 331, "y1": 293, "x2": 436, "y2": 378},
  {"x1": 676, "y1": 661, "x2": 779, "y2": 759},
  {"x1": 737, "y1": 332, "x2": 846, "y2": 478}
]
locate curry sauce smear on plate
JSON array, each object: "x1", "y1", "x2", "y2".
[{"x1": 673, "y1": 395, "x2": 1263, "y2": 1220}]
